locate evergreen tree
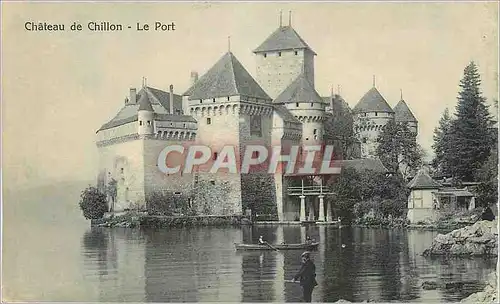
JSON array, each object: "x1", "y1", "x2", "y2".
[
  {"x1": 448, "y1": 61, "x2": 495, "y2": 181},
  {"x1": 431, "y1": 108, "x2": 453, "y2": 176},
  {"x1": 376, "y1": 120, "x2": 422, "y2": 179}
]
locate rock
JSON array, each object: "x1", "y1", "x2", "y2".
[
  {"x1": 423, "y1": 220, "x2": 498, "y2": 257},
  {"x1": 422, "y1": 281, "x2": 439, "y2": 290},
  {"x1": 435, "y1": 233, "x2": 455, "y2": 245},
  {"x1": 461, "y1": 271, "x2": 498, "y2": 303}
]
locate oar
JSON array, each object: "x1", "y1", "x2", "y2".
[
  {"x1": 241, "y1": 279, "x2": 299, "y2": 283},
  {"x1": 264, "y1": 241, "x2": 279, "y2": 251}
]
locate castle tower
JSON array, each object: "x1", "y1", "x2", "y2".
[
  {"x1": 137, "y1": 89, "x2": 155, "y2": 136},
  {"x1": 352, "y1": 86, "x2": 395, "y2": 158},
  {"x1": 394, "y1": 96, "x2": 418, "y2": 135},
  {"x1": 253, "y1": 14, "x2": 316, "y2": 99},
  {"x1": 183, "y1": 51, "x2": 274, "y2": 215},
  {"x1": 275, "y1": 73, "x2": 326, "y2": 145}
]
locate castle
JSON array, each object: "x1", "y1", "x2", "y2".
[{"x1": 96, "y1": 15, "x2": 418, "y2": 221}]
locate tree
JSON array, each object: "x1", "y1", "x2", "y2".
[
  {"x1": 79, "y1": 186, "x2": 108, "y2": 220},
  {"x1": 376, "y1": 120, "x2": 422, "y2": 179},
  {"x1": 448, "y1": 61, "x2": 495, "y2": 181},
  {"x1": 474, "y1": 148, "x2": 498, "y2": 207},
  {"x1": 432, "y1": 108, "x2": 454, "y2": 176}
]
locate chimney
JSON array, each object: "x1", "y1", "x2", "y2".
[
  {"x1": 130, "y1": 88, "x2": 137, "y2": 104},
  {"x1": 190, "y1": 71, "x2": 198, "y2": 87},
  {"x1": 169, "y1": 84, "x2": 174, "y2": 114}
]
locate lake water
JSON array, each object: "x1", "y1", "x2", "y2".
[{"x1": 2, "y1": 183, "x2": 497, "y2": 302}]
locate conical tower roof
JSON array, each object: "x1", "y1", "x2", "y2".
[
  {"x1": 394, "y1": 99, "x2": 417, "y2": 122},
  {"x1": 253, "y1": 25, "x2": 316, "y2": 55},
  {"x1": 185, "y1": 52, "x2": 271, "y2": 101},
  {"x1": 407, "y1": 168, "x2": 441, "y2": 190},
  {"x1": 274, "y1": 73, "x2": 323, "y2": 104},
  {"x1": 138, "y1": 88, "x2": 154, "y2": 112},
  {"x1": 352, "y1": 87, "x2": 394, "y2": 114}
]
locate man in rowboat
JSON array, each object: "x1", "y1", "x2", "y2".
[
  {"x1": 258, "y1": 236, "x2": 265, "y2": 245},
  {"x1": 293, "y1": 251, "x2": 317, "y2": 302}
]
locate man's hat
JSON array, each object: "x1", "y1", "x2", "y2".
[{"x1": 301, "y1": 251, "x2": 311, "y2": 259}]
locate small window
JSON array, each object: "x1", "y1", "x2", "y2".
[
  {"x1": 313, "y1": 129, "x2": 317, "y2": 135},
  {"x1": 213, "y1": 98, "x2": 216, "y2": 102},
  {"x1": 207, "y1": 117, "x2": 212, "y2": 125},
  {"x1": 375, "y1": 112, "x2": 378, "y2": 116},
  {"x1": 294, "y1": 51, "x2": 298, "y2": 55},
  {"x1": 314, "y1": 135, "x2": 318, "y2": 140},
  {"x1": 305, "y1": 137, "x2": 309, "y2": 141},
  {"x1": 183, "y1": 124, "x2": 186, "y2": 128},
  {"x1": 263, "y1": 53, "x2": 267, "y2": 58},
  {"x1": 139, "y1": 121, "x2": 143, "y2": 126},
  {"x1": 213, "y1": 152, "x2": 218, "y2": 160},
  {"x1": 253, "y1": 151, "x2": 260, "y2": 158},
  {"x1": 121, "y1": 168, "x2": 124, "y2": 173},
  {"x1": 310, "y1": 103, "x2": 313, "y2": 107},
  {"x1": 278, "y1": 52, "x2": 282, "y2": 57},
  {"x1": 170, "y1": 122, "x2": 173, "y2": 126},
  {"x1": 227, "y1": 96, "x2": 230, "y2": 101},
  {"x1": 296, "y1": 103, "x2": 299, "y2": 107},
  {"x1": 147, "y1": 121, "x2": 151, "y2": 126}
]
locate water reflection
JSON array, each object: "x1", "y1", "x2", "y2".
[{"x1": 80, "y1": 226, "x2": 495, "y2": 302}]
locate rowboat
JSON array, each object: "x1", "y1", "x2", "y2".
[{"x1": 235, "y1": 242, "x2": 319, "y2": 251}]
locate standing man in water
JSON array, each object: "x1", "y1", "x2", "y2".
[{"x1": 293, "y1": 251, "x2": 317, "y2": 302}]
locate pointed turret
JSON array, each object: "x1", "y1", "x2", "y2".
[
  {"x1": 394, "y1": 99, "x2": 417, "y2": 123},
  {"x1": 394, "y1": 95, "x2": 418, "y2": 135},
  {"x1": 274, "y1": 73, "x2": 323, "y2": 104},
  {"x1": 137, "y1": 86, "x2": 155, "y2": 136},
  {"x1": 352, "y1": 87, "x2": 394, "y2": 114},
  {"x1": 352, "y1": 86, "x2": 395, "y2": 159},
  {"x1": 276, "y1": 73, "x2": 326, "y2": 144}
]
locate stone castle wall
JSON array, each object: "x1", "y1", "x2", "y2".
[
  {"x1": 255, "y1": 49, "x2": 314, "y2": 99},
  {"x1": 143, "y1": 139, "x2": 195, "y2": 199},
  {"x1": 97, "y1": 139, "x2": 145, "y2": 211},
  {"x1": 353, "y1": 112, "x2": 394, "y2": 158}
]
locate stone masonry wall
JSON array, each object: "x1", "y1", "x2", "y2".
[
  {"x1": 255, "y1": 49, "x2": 313, "y2": 99},
  {"x1": 97, "y1": 139, "x2": 145, "y2": 211}
]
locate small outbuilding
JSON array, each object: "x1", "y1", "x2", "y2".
[{"x1": 406, "y1": 168, "x2": 442, "y2": 223}]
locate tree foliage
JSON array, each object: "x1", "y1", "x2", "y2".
[
  {"x1": 376, "y1": 120, "x2": 422, "y2": 179},
  {"x1": 326, "y1": 168, "x2": 409, "y2": 222},
  {"x1": 241, "y1": 173, "x2": 276, "y2": 217},
  {"x1": 79, "y1": 186, "x2": 108, "y2": 220},
  {"x1": 474, "y1": 148, "x2": 498, "y2": 207},
  {"x1": 432, "y1": 108, "x2": 453, "y2": 176},
  {"x1": 447, "y1": 61, "x2": 495, "y2": 181}
]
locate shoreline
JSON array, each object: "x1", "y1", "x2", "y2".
[{"x1": 91, "y1": 212, "x2": 475, "y2": 231}]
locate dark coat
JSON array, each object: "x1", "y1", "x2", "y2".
[{"x1": 294, "y1": 260, "x2": 318, "y2": 287}]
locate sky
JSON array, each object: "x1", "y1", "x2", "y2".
[{"x1": 2, "y1": 2, "x2": 498, "y2": 189}]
